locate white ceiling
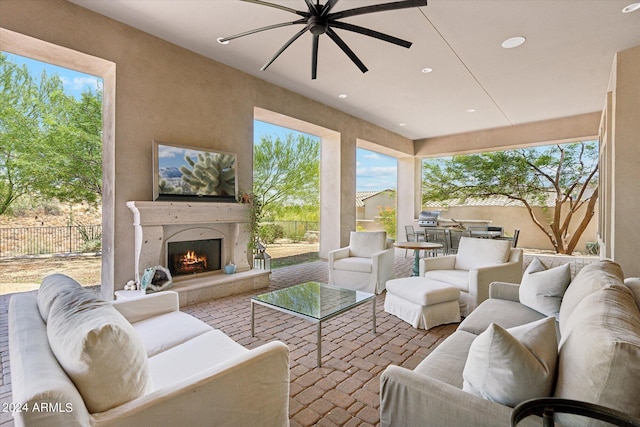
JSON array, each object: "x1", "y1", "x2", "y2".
[{"x1": 69, "y1": 0, "x2": 640, "y2": 140}]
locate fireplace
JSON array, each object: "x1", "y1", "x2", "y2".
[
  {"x1": 167, "y1": 238, "x2": 222, "y2": 277},
  {"x1": 127, "y1": 201, "x2": 269, "y2": 307}
]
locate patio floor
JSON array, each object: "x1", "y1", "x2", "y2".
[{"x1": 0, "y1": 250, "x2": 596, "y2": 426}]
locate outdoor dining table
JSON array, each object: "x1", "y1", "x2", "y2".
[{"x1": 393, "y1": 241, "x2": 443, "y2": 277}]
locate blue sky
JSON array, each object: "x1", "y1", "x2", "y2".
[
  {"x1": 254, "y1": 120, "x2": 397, "y2": 192},
  {"x1": 3, "y1": 52, "x2": 102, "y2": 99},
  {"x1": 6, "y1": 51, "x2": 397, "y2": 193}
]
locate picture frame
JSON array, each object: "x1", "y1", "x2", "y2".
[{"x1": 152, "y1": 141, "x2": 237, "y2": 202}]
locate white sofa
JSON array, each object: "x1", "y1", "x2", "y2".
[
  {"x1": 380, "y1": 260, "x2": 640, "y2": 426},
  {"x1": 420, "y1": 236, "x2": 523, "y2": 316},
  {"x1": 9, "y1": 274, "x2": 290, "y2": 427},
  {"x1": 328, "y1": 231, "x2": 395, "y2": 294}
]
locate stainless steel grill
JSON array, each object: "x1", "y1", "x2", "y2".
[{"x1": 418, "y1": 210, "x2": 440, "y2": 227}]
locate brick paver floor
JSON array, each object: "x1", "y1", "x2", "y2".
[{"x1": 0, "y1": 250, "x2": 596, "y2": 426}]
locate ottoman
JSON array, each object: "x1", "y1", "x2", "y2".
[{"x1": 384, "y1": 277, "x2": 461, "y2": 329}]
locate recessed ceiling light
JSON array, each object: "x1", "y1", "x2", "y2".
[
  {"x1": 338, "y1": 93, "x2": 348, "y2": 99},
  {"x1": 217, "y1": 37, "x2": 230, "y2": 45},
  {"x1": 399, "y1": 123, "x2": 407, "y2": 127},
  {"x1": 421, "y1": 67, "x2": 433, "y2": 74},
  {"x1": 501, "y1": 36, "x2": 526, "y2": 49},
  {"x1": 467, "y1": 109, "x2": 476, "y2": 113},
  {"x1": 622, "y1": 2, "x2": 640, "y2": 13}
]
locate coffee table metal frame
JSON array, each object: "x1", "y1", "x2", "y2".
[{"x1": 251, "y1": 282, "x2": 376, "y2": 367}]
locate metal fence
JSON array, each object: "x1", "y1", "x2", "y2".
[{"x1": 0, "y1": 225, "x2": 102, "y2": 258}]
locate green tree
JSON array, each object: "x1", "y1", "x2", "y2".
[
  {"x1": 422, "y1": 142, "x2": 598, "y2": 255},
  {"x1": 253, "y1": 133, "x2": 320, "y2": 218},
  {"x1": 0, "y1": 53, "x2": 102, "y2": 214}
]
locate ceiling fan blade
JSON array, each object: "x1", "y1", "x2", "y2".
[
  {"x1": 320, "y1": 0, "x2": 340, "y2": 17},
  {"x1": 303, "y1": 0, "x2": 319, "y2": 14},
  {"x1": 261, "y1": 26, "x2": 309, "y2": 71},
  {"x1": 330, "y1": 21, "x2": 412, "y2": 48},
  {"x1": 329, "y1": 0, "x2": 427, "y2": 21},
  {"x1": 239, "y1": 0, "x2": 309, "y2": 17},
  {"x1": 312, "y1": 35, "x2": 319, "y2": 80},
  {"x1": 219, "y1": 19, "x2": 306, "y2": 43},
  {"x1": 325, "y1": 27, "x2": 368, "y2": 74}
]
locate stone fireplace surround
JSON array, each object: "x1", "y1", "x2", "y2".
[{"x1": 127, "y1": 201, "x2": 269, "y2": 307}]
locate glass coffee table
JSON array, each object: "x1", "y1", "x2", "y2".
[{"x1": 251, "y1": 281, "x2": 376, "y2": 367}]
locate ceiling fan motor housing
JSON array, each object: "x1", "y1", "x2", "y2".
[{"x1": 308, "y1": 16, "x2": 328, "y2": 35}]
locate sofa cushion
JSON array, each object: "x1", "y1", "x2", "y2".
[
  {"x1": 423, "y1": 270, "x2": 470, "y2": 292},
  {"x1": 454, "y1": 237, "x2": 511, "y2": 271},
  {"x1": 458, "y1": 298, "x2": 547, "y2": 336},
  {"x1": 131, "y1": 311, "x2": 213, "y2": 357},
  {"x1": 47, "y1": 286, "x2": 152, "y2": 413},
  {"x1": 37, "y1": 273, "x2": 83, "y2": 322},
  {"x1": 555, "y1": 284, "x2": 640, "y2": 420},
  {"x1": 349, "y1": 231, "x2": 386, "y2": 258},
  {"x1": 624, "y1": 277, "x2": 640, "y2": 310},
  {"x1": 414, "y1": 330, "x2": 477, "y2": 389},
  {"x1": 148, "y1": 330, "x2": 248, "y2": 390},
  {"x1": 332, "y1": 257, "x2": 373, "y2": 273},
  {"x1": 558, "y1": 260, "x2": 624, "y2": 333},
  {"x1": 462, "y1": 317, "x2": 557, "y2": 407},
  {"x1": 519, "y1": 258, "x2": 571, "y2": 319}
]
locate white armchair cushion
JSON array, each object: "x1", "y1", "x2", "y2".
[
  {"x1": 455, "y1": 237, "x2": 511, "y2": 271},
  {"x1": 423, "y1": 270, "x2": 470, "y2": 292},
  {"x1": 47, "y1": 287, "x2": 152, "y2": 413},
  {"x1": 519, "y1": 257, "x2": 571, "y2": 318},
  {"x1": 349, "y1": 231, "x2": 387, "y2": 258},
  {"x1": 462, "y1": 316, "x2": 557, "y2": 407},
  {"x1": 333, "y1": 257, "x2": 373, "y2": 273}
]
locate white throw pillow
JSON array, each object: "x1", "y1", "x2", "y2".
[
  {"x1": 455, "y1": 237, "x2": 511, "y2": 271},
  {"x1": 37, "y1": 273, "x2": 83, "y2": 322},
  {"x1": 462, "y1": 317, "x2": 558, "y2": 407},
  {"x1": 519, "y1": 258, "x2": 571, "y2": 318},
  {"x1": 47, "y1": 286, "x2": 152, "y2": 413}
]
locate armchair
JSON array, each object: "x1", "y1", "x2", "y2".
[
  {"x1": 419, "y1": 237, "x2": 523, "y2": 315},
  {"x1": 328, "y1": 231, "x2": 395, "y2": 294}
]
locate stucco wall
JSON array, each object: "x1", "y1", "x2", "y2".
[{"x1": 0, "y1": 0, "x2": 413, "y2": 292}]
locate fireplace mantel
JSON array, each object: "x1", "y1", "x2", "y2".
[{"x1": 127, "y1": 201, "x2": 252, "y2": 284}]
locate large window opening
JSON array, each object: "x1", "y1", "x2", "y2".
[
  {"x1": 252, "y1": 119, "x2": 320, "y2": 268},
  {"x1": 355, "y1": 148, "x2": 398, "y2": 239},
  {"x1": 0, "y1": 52, "x2": 104, "y2": 294},
  {"x1": 420, "y1": 141, "x2": 599, "y2": 255},
  {"x1": 0, "y1": 28, "x2": 116, "y2": 299}
]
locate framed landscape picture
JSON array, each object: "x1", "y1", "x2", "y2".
[{"x1": 152, "y1": 141, "x2": 237, "y2": 202}]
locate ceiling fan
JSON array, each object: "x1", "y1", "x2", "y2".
[{"x1": 217, "y1": 0, "x2": 428, "y2": 79}]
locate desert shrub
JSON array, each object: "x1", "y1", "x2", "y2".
[{"x1": 259, "y1": 223, "x2": 284, "y2": 244}]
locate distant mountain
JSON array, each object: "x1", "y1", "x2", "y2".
[{"x1": 159, "y1": 166, "x2": 182, "y2": 179}]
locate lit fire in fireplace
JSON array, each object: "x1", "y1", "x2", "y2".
[{"x1": 173, "y1": 250, "x2": 208, "y2": 275}]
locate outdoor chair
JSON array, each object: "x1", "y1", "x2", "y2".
[
  {"x1": 495, "y1": 229, "x2": 520, "y2": 248},
  {"x1": 419, "y1": 237, "x2": 523, "y2": 316},
  {"x1": 447, "y1": 228, "x2": 471, "y2": 254},
  {"x1": 328, "y1": 231, "x2": 395, "y2": 294},
  {"x1": 424, "y1": 228, "x2": 448, "y2": 256},
  {"x1": 404, "y1": 225, "x2": 425, "y2": 257}
]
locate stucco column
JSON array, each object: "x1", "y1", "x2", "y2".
[{"x1": 396, "y1": 156, "x2": 421, "y2": 239}]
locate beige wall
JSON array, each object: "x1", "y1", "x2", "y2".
[
  {"x1": 0, "y1": 0, "x2": 413, "y2": 292},
  {"x1": 600, "y1": 45, "x2": 640, "y2": 277}
]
